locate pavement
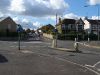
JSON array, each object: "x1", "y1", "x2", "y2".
[
  {"x1": 0, "y1": 39, "x2": 100, "y2": 75},
  {"x1": 83, "y1": 41, "x2": 100, "y2": 49}
]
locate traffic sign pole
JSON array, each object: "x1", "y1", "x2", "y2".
[
  {"x1": 17, "y1": 24, "x2": 23, "y2": 50},
  {"x1": 18, "y1": 32, "x2": 21, "y2": 50}
]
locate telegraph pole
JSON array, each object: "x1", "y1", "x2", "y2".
[
  {"x1": 18, "y1": 31, "x2": 21, "y2": 50},
  {"x1": 97, "y1": 5, "x2": 100, "y2": 41},
  {"x1": 55, "y1": 13, "x2": 57, "y2": 47},
  {"x1": 84, "y1": 5, "x2": 100, "y2": 41}
]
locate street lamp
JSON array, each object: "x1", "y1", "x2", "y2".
[
  {"x1": 88, "y1": 31, "x2": 90, "y2": 42},
  {"x1": 75, "y1": 23, "x2": 78, "y2": 42},
  {"x1": 84, "y1": 6, "x2": 90, "y2": 42},
  {"x1": 97, "y1": 5, "x2": 100, "y2": 41},
  {"x1": 84, "y1": 5, "x2": 100, "y2": 41}
]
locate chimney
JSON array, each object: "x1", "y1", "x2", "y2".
[
  {"x1": 59, "y1": 17, "x2": 62, "y2": 23},
  {"x1": 84, "y1": 16, "x2": 88, "y2": 20}
]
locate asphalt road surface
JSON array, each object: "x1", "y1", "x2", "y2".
[{"x1": 0, "y1": 40, "x2": 100, "y2": 75}]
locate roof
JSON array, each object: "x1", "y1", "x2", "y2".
[
  {"x1": 76, "y1": 18, "x2": 84, "y2": 24},
  {"x1": 87, "y1": 19, "x2": 100, "y2": 24},
  {"x1": 61, "y1": 18, "x2": 76, "y2": 24},
  {"x1": 0, "y1": 16, "x2": 17, "y2": 25}
]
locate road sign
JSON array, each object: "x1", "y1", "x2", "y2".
[{"x1": 17, "y1": 25, "x2": 23, "y2": 32}]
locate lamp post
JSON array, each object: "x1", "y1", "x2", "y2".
[
  {"x1": 88, "y1": 31, "x2": 90, "y2": 42},
  {"x1": 55, "y1": 13, "x2": 58, "y2": 47},
  {"x1": 18, "y1": 31, "x2": 21, "y2": 50},
  {"x1": 97, "y1": 5, "x2": 100, "y2": 41},
  {"x1": 84, "y1": 5, "x2": 100, "y2": 41},
  {"x1": 84, "y1": 5, "x2": 90, "y2": 42},
  {"x1": 75, "y1": 23, "x2": 78, "y2": 42}
]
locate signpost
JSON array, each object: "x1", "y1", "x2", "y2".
[
  {"x1": 17, "y1": 25, "x2": 23, "y2": 50},
  {"x1": 18, "y1": 32, "x2": 21, "y2": 50}
]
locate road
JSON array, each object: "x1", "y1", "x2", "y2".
[{"x1": 0, "y1": 40, "x2": 99, "y2": 75}]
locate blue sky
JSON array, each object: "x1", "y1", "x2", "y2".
[
  {"x1": 66, "y1": 0, "x2": 99, "y2": 17},
  {"x1": 0, "y1": 0, "x2": 100, "y2": 29}
]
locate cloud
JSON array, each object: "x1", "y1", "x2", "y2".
[
  {"x1": 22, "y1": 18, "x2": 29, "y2": 23},
  {"x1": 9, "y1": 0, "x2": 25, "y2": 13},
  {"x1": 63, "y1": 13, "x2": 79, "y2": 19},
  {"x1": 91, "y1": 16, "x2": 100, "y2": 19},
  {"x1": 13, "y1": 17, "x2": 20, "y2": 24},
  {"x1": 0, "y1": 0, "x2": 10, "y2": 13},
  {"x1": 0, "y1": 0, "x2": 68, "y2": 17},
  {"x1": 13, "y1": 17, "x2": 40, "y2": 29},
  {"x1": 88, "y1": 0, "x2": 100, "y2": 5},
  {"x1": 0, "y1": 12, "x2": 4, "y2": 17},
  {"x1": 33, "y1": 22, "x2": 41, "y2": 28}
]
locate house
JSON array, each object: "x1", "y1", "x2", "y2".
[
  {"x1": 75, "y1": 18, "x2": 84, "y2": 32},
  {"x1": 0, "y1": 16, "x2": 17, "y2": 33},
  {"x1": 84, "y1": 18, "x2": 100, "y2": 35},
  {"x1": 56, "y1": 18, "x2": 84, "y2": 34}
]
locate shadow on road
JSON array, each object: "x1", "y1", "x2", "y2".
[
  {"x1": 67, "y1": 50, "x2": 99, "y2": 55},
  {"x1": 0, "y1": 54, "x2": 8, "y2": 63},
  {"x1": 67, "y1": 50, "x2": 82, "y2": 53}
]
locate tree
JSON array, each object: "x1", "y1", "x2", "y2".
[
  {"x1": 25, "y1": 28, "x2": 31, "y2": 33},
  {"x1": 31, "y1": 29, "x2": 35, "y2": 33},
  {"x1": 40, "y1": 24, "x2": 55, "y2": 34}
]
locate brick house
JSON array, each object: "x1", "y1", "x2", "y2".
[{"x1": 0, "y1": 16, "x2": 17, "y2": 33}]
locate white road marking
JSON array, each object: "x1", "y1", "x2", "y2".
[
  {"x1": 77, "y1": 42, "x2": 100, "y2": 49},
  {"x1": 85, "y1": 64, "x2": 94, "y2": 67},
  {"x1": 77, "y1": 42, "x2": 85, "y2": 45},
  {"x1": 85, "y1": 61, "x2": 100, "y2": 68},
  {"x1": 20, "y1": 50, "x2": 100, "y2": 75},
  {"x1": 10, "y1": 46, "x2": 15, "y2": 47},
  {"x1": 85, "y1": 61, "x2": 100, "y2": 73},
  {"x1": 21, "y1": 50, "x2": 34, "y2": 53},
  {"x1": 93, "y1": 61, "x2": 100, "y2": 67},
  {"x1": 82, "y1": 42, "x2": 100, "y2": 49},
  {"x1": 98, "y1": 69, "x2": 100, "y2": 71}
]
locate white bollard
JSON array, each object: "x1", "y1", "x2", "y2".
[
  {"x1": 52, "y1": 39, "x2": 57, "y2": 48},
  {"x1": 52, "y1": 39, "x2": 55, "y2": 48},
  {"x1": 74, "y1": 42, "x2": 79, "y2": 52},
  {"x1": 88, "y1": 38, "x2": 90, "y2": 42},
  {"x1": 75, "y1": 38, "x2": 77, "y2": 42}
]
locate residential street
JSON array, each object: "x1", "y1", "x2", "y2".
[
  {"x1": 0, "y1": 39, "x2": 100, "y2": 75},
  {"x1": 0, "y1": 0, "x2": 100, "y2": 75}
]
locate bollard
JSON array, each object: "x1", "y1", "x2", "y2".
[
  {"x1": 88, "y1": 38, "x2": 90, "y2": 42},
  {"x1": 52, "y1": 39, "x2": 55, "y2": 48},
  {"x1": 52, "y1": 38, "x2": 57, "y2": 48},
  {"x1": 75, "y1": 38, "x2": 77, "y2": 42},
  {"x1": 74, "y1": 42, "x2": 79, "y2": 52}
]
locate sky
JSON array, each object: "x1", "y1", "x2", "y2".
[{"x1": 0, "y1": 0, "x2": 100, "y2": 29}]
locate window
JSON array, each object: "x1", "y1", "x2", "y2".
[
  {"x1": 92, "y1": 25, "x2": 97, "y2": 30},
  {"x1": 78, "y1": 24, "x2": 83, "y2": 30}
]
